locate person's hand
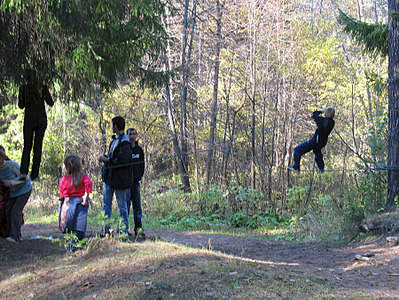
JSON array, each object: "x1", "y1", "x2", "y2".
[
  {"x1": 99, "y1": 155, "x2": 108, "y2": 163},
  {"x1": 65, "y1": 197, "x2": 69, "y2": 204},
  {"x1": 82, "y1": 194, "x2": 88, "y2": 206}
]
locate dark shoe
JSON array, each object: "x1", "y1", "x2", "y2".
[
  {"x1": 98, "y1": 228, "x2": 110, "y2": 238},
  {"x1": 66, "y1": 244, "x2": 77, "y2": 252},
  {"x1": 288, "y1": 166, "x2": 300, "y2": 173},
  {"x1": 318, "y1": 169, "x2": 324, "y2": 173}
]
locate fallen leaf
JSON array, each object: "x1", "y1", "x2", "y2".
[
  {"x1": 364, "y1": 252, "x2": 375, "y2": 257},
  {"x1": 355, "y1": 255, "x2": 370, "y2": 261},
  {"x1": 82, "y1": 282, "x2": 93, "y2": 287}
]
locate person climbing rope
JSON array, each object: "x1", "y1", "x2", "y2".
[{"x1": 288, "y1": 106, "x2": 335, "y2": 173}]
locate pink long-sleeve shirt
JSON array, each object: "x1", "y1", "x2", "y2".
[{"x1": 59, "y1": 174, "x2": 92, "y2": 198}]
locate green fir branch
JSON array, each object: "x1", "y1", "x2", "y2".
[{"x1": 337, "y1": 9, "x2": 387, "y2": 57}]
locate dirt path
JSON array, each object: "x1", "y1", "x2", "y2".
[
  {"x1": 4, "y1": 224, "x2": 398, "y2": 298},
  {"x1": 152, "y1": 230, "x2": 399, "y2": 295}
]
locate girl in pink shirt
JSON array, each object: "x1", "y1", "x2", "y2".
[{"x1": 59, "y1": 155, "x2": 92, "y2": 246}]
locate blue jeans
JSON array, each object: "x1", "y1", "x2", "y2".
[
  {"x1": 65, "y1": 196, "x2": 89, "y2": 233},
  {"x1": 293, "y1": 139, "x2": 324, "y2": 171},
  {"x1": 103, "y1": 184, "x2": 130, "y2": 233},
  {"x1": 127, "y1": 182, "x2": 143, "y2": 234}
]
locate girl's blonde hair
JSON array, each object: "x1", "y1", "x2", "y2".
[
  {"x1": 64, "y1": 155, "x2": 83, "y2": 188},
  {"x1": 324, "y1": 106, "x2": 335, "y2": 119}
]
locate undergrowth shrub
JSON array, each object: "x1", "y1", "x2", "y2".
[
  {"x1": 28, "y1": 176, "x2": 59, "y2": 214},
  {"x1": 295, "y1": 204, "x2": 346, "y2": 241},
  {"x1": 159, "y1": 214, "x2": 226, "y2": 230},
  {"x1": 287, "y1": 185, "x2": 308, "y2": 214},
  {"x1": 229, "y1": 212, "x2": 290, "y2": 229},
  {"x1": 145, "y1": 184, "x2": 192, "y2": 217},
  {"x1": 286, "y1": 184, "x2": 349, "y2": 240}
]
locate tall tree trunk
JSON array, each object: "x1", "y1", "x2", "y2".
[
  {"x1": 179, "y1": 0, "x2": 192, "y2": 191},
  {"x1": 163, "y1": 80, "x2": 189, "y2": 191},
  {"x1": 205, "y1": 0, "x2": 222, "y2": 185},
  {"x1": 386, "y1": 0, "x2": 399, "y2": 211},
  {"x1": 162, "y1": 6, "x2": 191, "y2": 191},
  {"x1": 248, "y1": 1, "x2": 257, "y2": 190}
]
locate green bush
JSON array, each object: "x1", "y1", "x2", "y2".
[{"x1": 287, "y1": 185, "x2": 308, "y2": 213}]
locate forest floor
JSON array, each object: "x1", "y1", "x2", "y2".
[{"x1": 1, "y1": 223, "x2": 399, "y2": 299}]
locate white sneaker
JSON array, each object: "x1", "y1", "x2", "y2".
[{"x1": 6, "y1": 237, "x2": 17, "y2": 243}]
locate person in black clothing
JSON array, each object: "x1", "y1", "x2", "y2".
[
  {"x1": 126, "y1": 128, "x2": 145, "y2": 238},
  {"x1": 99, "y1": 116, "x2": 133, "y2": 235},
  {"x1": 18, "y1": 70, "x2": 54, "y2": 181},
  {"x1": 288, "y1": 106, "x2": 335, "y2": 173}
]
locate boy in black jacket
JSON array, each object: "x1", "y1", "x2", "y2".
[
  {"x1": 288, "y1": 106, "x2": 335, "y2": 173},
  {"x1": 99, "y1": 116, "x2": 133, "y2": 235},
  {"x1": 127, "y1": 128, "x2": 145, "y2": 239}
]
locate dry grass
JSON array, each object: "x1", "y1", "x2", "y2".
[{"x1": 0, "y1": 237, "x2": 373, "y2": 300}]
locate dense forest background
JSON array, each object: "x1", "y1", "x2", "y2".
[{"x1": 0, "y1": 0, "x2": 391, "y2": 238}]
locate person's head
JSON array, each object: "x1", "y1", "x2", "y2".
[
  {"x1": 25, "y1": 69, "x2": 38, "y2": 87},
  {"x1": 64, "y1": 155, "x2": 83, "y2": 188},
  {"x1": 0, "y1": 150, "x2": 6, "y2": 167},
  {"x1": 112, "y1": 116, "x2": 125, "y2": 134},
  {"x1": 127, "y1": 128, "x2": 138, "y2": 143},
  {"x1": 0, "y1": 145, "x2": 9, "y2": 161},
  {"x1": 324, "y1": 106, "x2": 335, "y2": 119}
]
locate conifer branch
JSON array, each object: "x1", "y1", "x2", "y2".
[{"x1": 337, "y1": 9, "x2": 388, "y2": 57}]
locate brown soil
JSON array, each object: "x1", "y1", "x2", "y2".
[{"x1": 1, "y1": 224, "x2": 399, "y2": 298}]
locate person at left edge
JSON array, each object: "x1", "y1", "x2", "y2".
[{"x1": 0, "y1": 148, "x2": 32, "y2": 242}]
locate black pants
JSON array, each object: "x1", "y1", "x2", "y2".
[
  {"x1": 20, "y1": 117, "x2": 47, "y2": 179},
  {"x1": 128, "y1": 182, "x2": 143, "y2": 234},
  {"x1": 6, "y1": 191, "x2": 31, "y2": 241},
  {"x1": 293, "y1": 139, "x2": 324, "y2": 171}
]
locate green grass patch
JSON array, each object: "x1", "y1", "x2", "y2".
[{"x1": 24, "y1": 209, "x2": 58, "y2": 225}]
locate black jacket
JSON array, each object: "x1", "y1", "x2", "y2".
[
  {"x1": 18, "y1": 84, "x2": 54, "y2": 121},
  {"x1": 311, "y1": 111, "x2": 335, "y2": 149},
  {"x1": 104, "y1": 134, "x2": 133, "y2": 189},
  {"x1": 131, "y1": 142, "x2": 145, "y2": 183}
]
